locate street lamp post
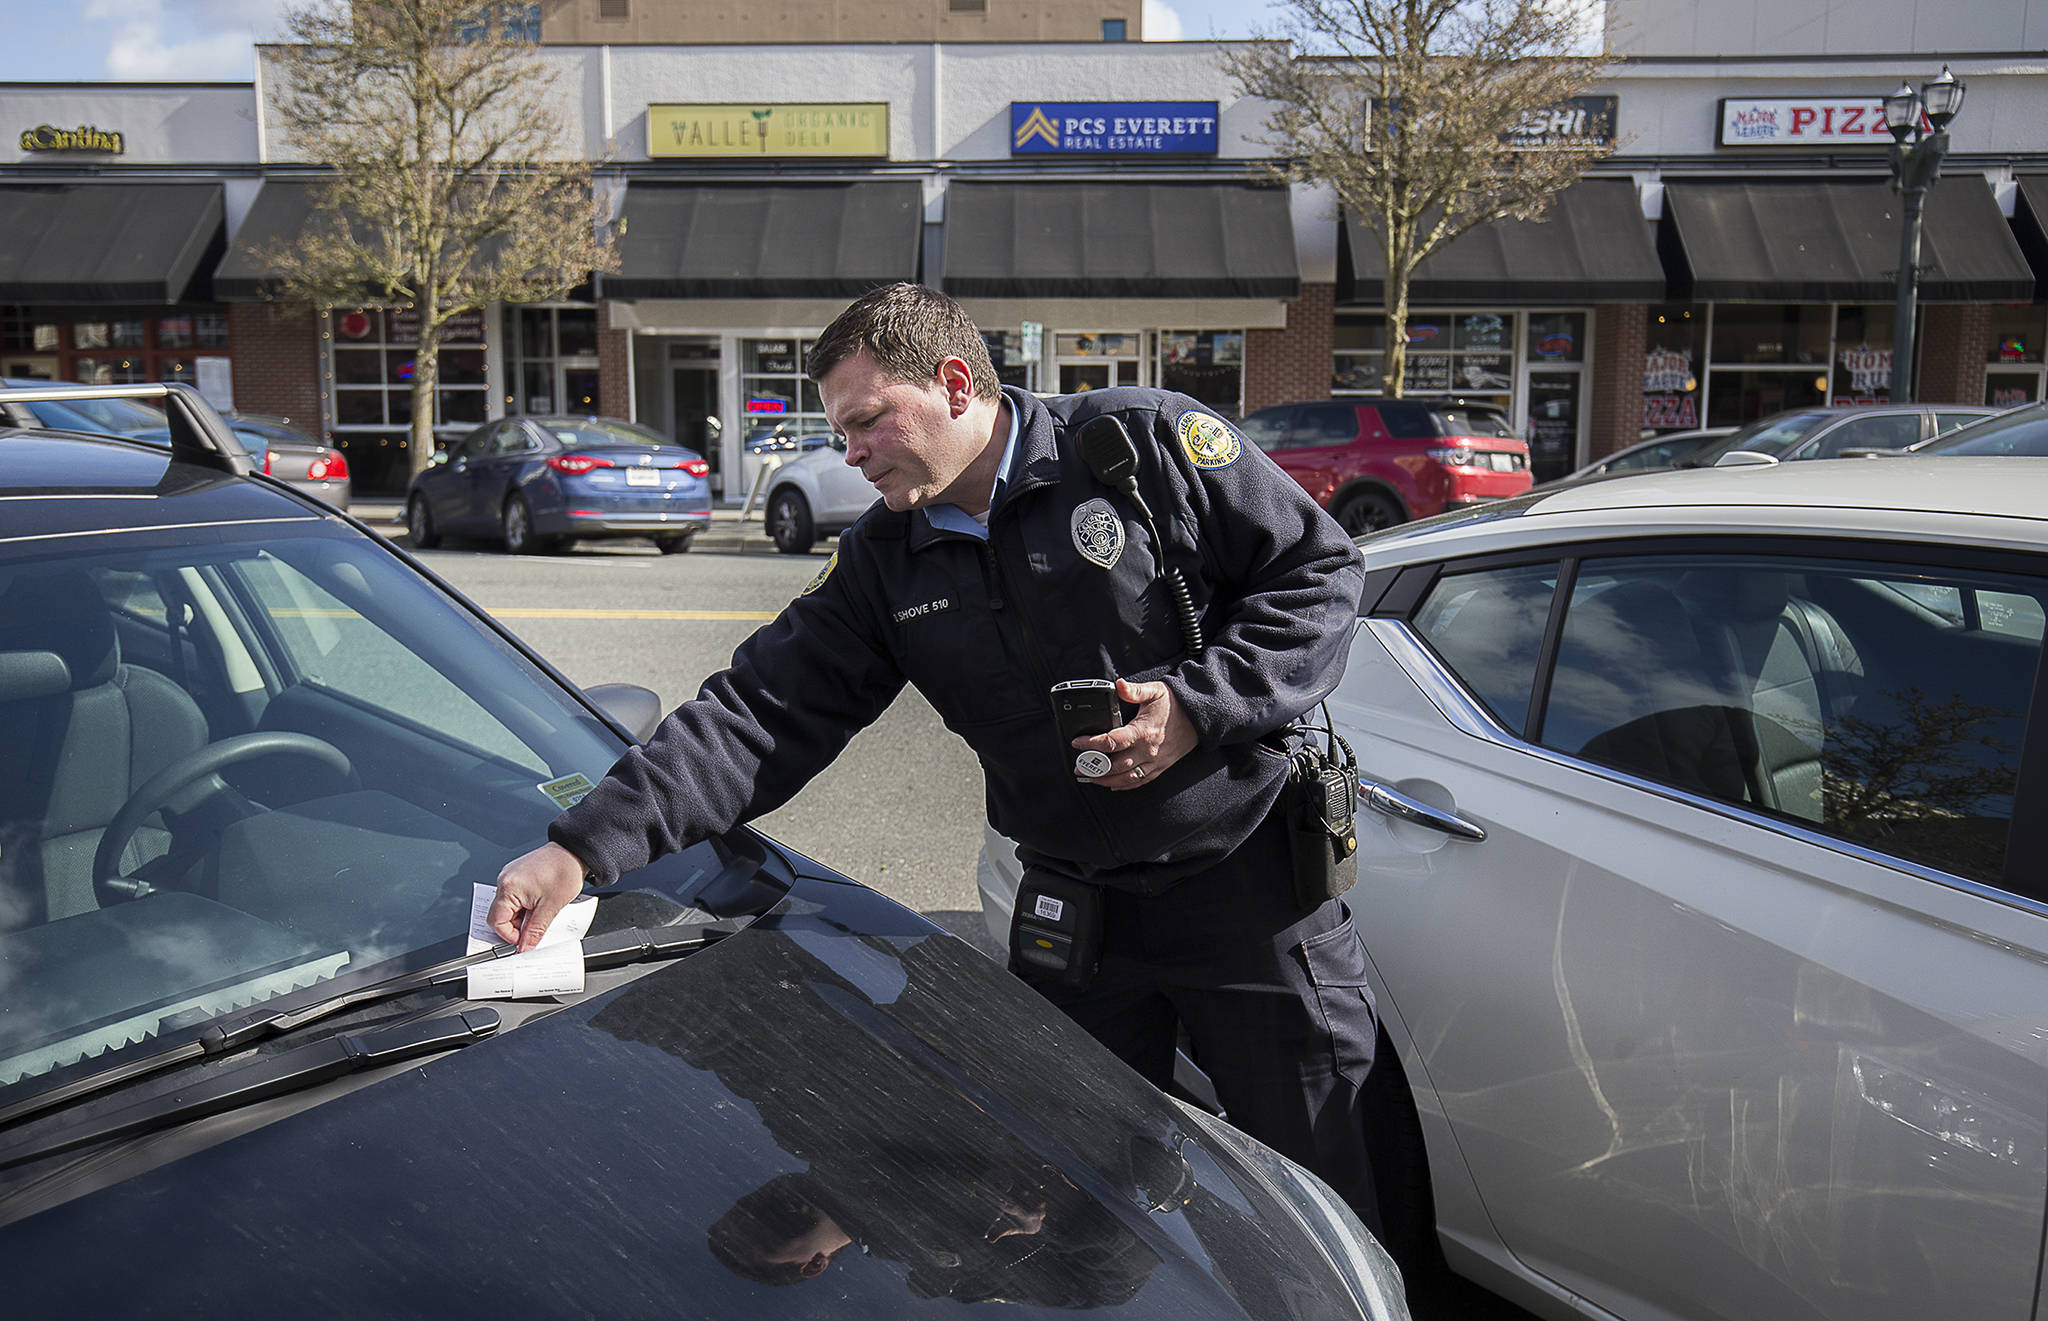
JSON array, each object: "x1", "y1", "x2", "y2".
[{"x1": 1883, "y1": 65, "x2": 1967, "y2": 405}]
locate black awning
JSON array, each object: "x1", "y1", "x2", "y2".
[
  {"x1": 0, "y1": 184, "x2": 224, "y2": 304},
  {"x1": 941, "y1": 182, "x2": 1299, "y2": 299},
  {"x1": 1341, "y1": 179, "x2": 1663, "y2": 304},
  {"x1": 2007, "y1": 176, "x2": 2048, "y2": 301},
  {"x1": 213, "y1": 180, "x2": 320, "y2": 301},
  {"x1": 605, "y1": 182, "x2": 921, "y2": 300},
  {"x1": 1661, "y1": 177, "x2": 2033, "y2": 302}
]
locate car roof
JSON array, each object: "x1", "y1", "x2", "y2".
[
  {"x1": 1361, "y1": 457, "x2": 2048, "y2": 563},
  {"x1": 0, "y1": 431, "x2": 324, "y2": 543}
]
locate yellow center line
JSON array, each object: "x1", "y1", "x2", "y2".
[{"x1": 481, "y1": 607, "x2": 779, "y2": 621}]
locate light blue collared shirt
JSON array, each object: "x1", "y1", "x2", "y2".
[{"x1": 923, "y1": 397, "x2": 1020, "y2": 541}]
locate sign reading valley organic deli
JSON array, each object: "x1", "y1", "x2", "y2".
[
  {"x1": 648, "y1": 104, "x2": 888, "y2": 158},
  {"x1": 1718, "y1": 97, "x2": 1917, "y2": 147}
]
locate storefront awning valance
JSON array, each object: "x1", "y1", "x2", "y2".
[
  {"x1": 941, "y1": 182, "x2": 1299, "y2": 300},
  {"x1": 1661, "y1": 177, "x2": 2033, "y2": 302},
  {"x1": 213, "y1": 180, "x2": 320, "y2": 301},
  {"x1": 1340, "y1": 178, "x2": 1663, "y2": 304},
  {"x1": 605, "y1": 182, "x2": 921, "y2": 300},
  {"x1": 2006, "y1": 175, "x2": 2048, "y2": 302},
  {"x1": 0, "y1": 184, "x2": 224, "y2": 304}
]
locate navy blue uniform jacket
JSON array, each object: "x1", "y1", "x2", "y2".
[{"x1": 552, "y1": 386, "x2": 1366, "y2": 896}]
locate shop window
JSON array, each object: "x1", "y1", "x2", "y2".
[
  {"x1": 1709, "y1": 305, "x2": 1829, "y2": 365},
  {"x1": 1159, "y1": 330, "x2": 1243, "y2": 417},
  {"x1": 327, "y1": 306, "x2": 489, "y2": 495},
  {"x1": 1526, "y1": 313, "x2": 1585, "y2": 363},
  {"x1": 1830, "y1": 305, "x2": 1895, "y2": 405},
  {"x1": 1332, "y1": 311, "x2": 1513, "y2": 410},
  {"x1": 1706, "y1": 369, "x2": 1828, "y2": 428},
  {"x1": 981, "y1": 329, "x2": 1038, "y2": 392},
  {"x1": 7, "y1": 313, "x2": 230, "y2": 391},
  {"x1": 509, "y1": 306, "x2": 597, "y2": 415},
  {"x1": 1642, "y1": 303, "x2": 1706, "y2": 432},
  {"x1": 741, "y1": 337, "x2": 828, "y2": 449},
  {"x1": 1986, "y1": 305, "x2": 2047, "y2": 407}
]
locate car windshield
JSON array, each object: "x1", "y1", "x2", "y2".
[
  {"x1": 540, "y1": 419, "x2": 671, "y2": 449},
  {"x1": 1918, "y1": 404, "x2": 2048, "y2": 456},
  {"x1": 1687, "y1": 411, "x2": 1832, "y2": 464},
  {"x1": 23, "y1": 396, "x2": 168, "y2": 437},
  {"x1": 0, "y1": 523, "x2": 633, "y2": 1094}
]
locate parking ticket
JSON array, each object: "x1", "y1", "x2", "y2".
[{"x1": 464, "y1": 883, "x2": 598, "y2": 999}]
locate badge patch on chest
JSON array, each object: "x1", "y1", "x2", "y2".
[{"x1": 1071, "y1": 498, "x2": 1125, "y2": 570}]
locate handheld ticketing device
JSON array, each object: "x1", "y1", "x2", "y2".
[{"x1": 1051, "y1": 678, "x2": 1120, "y2": 778}]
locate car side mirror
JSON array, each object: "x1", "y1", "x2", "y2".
[
  {"x1": 1712, "y1": 450, "x2": 1779, "y2": 469},
  {"x1": 584, "y1": 682, "x2": 664, "y2": 743}
]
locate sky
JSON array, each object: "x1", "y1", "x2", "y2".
[{"x1": 0, "y1": 0, "x2": 1267, "y2": 83}]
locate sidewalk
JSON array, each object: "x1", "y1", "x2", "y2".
[{"x1": 349, "y1": 499, "x2": 780, "y2": 553}]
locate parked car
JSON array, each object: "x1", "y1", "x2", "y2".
[
  {"x1": 1237, "y1": 399, "x2": 1532, "y2": 535},
  {"x1": 1316, "y1": 458, "x2": 2048, "y2": 1319},
  {"x1": 762, "y1": 435, "x2": 881, "y2": 554},
  {"x1": 0, "y1": 382, "x2": 1408, "y2": 1320},
  {"x1": 406, "y1": 414, "x2": 711, "y2": 555},
  {"x1": 1681, "y1": 403, "x2": 1995, "y2": 467},
  {"x1": 1910, "y1": 399, "x2": 2048, "y2": 455},
  {"x1": 0, "y1": 385, "x2": 352, "y2": 511},
  {"x1": 1533, "y1": 427, "x2": 1734, "y2": 489}
]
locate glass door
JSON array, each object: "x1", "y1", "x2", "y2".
[
  {"x1": 1525, "y1": 371, "x2": 1584, "y2": 484},
  {"x1": 1055, "y1": 331, "x2": 1141, "y2": 394}
]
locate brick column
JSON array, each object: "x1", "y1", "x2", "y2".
[
  {"x1": 1245, "y1": 283, "x2": 1334, "y2": 412},
  {"x1": 227, "y1": 301, "x2": 322, "y2": 434},
  {"x1": 1587, "y1": 302, "x2": 1647, "y2": 462},
  {"x1": 1915, "y1": 303, "x2": 1991, "y2": 405},
  {"x1": 598, "y1": 299, "x2": 633, "y2": 420}
]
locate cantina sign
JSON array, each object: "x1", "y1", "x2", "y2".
[{"x1": 19, "y1": 123, "x2": 123, "y2": 153}]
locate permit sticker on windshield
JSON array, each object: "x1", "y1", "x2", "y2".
[
  {"x1": 538, "y1": 773, "x2": 597, "y2": 810},
  {"x1": 465, "y1": 883, "x2": 598, "y2": 999}
]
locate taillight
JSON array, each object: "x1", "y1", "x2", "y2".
[
  {"x1": 306, "y1": 451, "x2": 349, "y2": 480},
  {"x1": 1425, "y1": 446, "x2": 1477, "y2": 467},
  {"x1": 261, "y1": 449, "x2": 274, "y2": 475},
  {"x1": 548, "y1": 453, "x2": 613, "y2": 475},
  {"x1": 681, "y1": 458, "x2": 709, "y2": 477}
]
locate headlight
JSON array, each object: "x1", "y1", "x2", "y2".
[{"x1": 1171, "y1": 1098, "x2": 1411, "y2": 1320}]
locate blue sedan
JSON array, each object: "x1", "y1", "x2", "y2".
[{"x1": 406, "y1": 414, "x2": 712, "y2": 554}]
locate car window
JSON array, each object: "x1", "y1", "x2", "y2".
[
  {"x1": 1410, "y1": 562, "x2": 1559, "y2": 735},
  {"x1": 488, "y1": 423, "x2": 534, "y2": 456},
  {"x1": 24, "y1": 396, "x2": 167, "y2": 436},
  {"x1": 1376, "y1": 401, "x2": 1436, "y2": 439},
  {"x1": 1695, "y1": 411, "x2": 1831, "y2": 464},
  {"x1": 1809, "y1": 413, "x2": 1921, "y2": 459},
  {"x1": 0, "y1": 529, "x2": 631, "y2": 1090},
  {"x1": 1537, "y1": 553, "x2": 2043, "y2": 889},
  {"x1": 1934, "y1": 412, "x2": 1986, "y2": 435},
  {"x1": 1606, "y1": 442, "x2": 1676, "y2": 473},
  {"x1": 1298, "y1": 404, "x2": 1357, "y2": 447},
  {"x1": 446, "y1": 424, "x2": 491, "y2": 461},
  {"x1": 1921, "y1": 405, "x2": 2048, "y2": 456},
  {"x1": 544, "y1": 419, "x2": 668, "y2": 449},
  {"x1": 1238, "y1": 407, "x2": 1291, "y2": 453}
]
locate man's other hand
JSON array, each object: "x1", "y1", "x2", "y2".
[
  {"x1": 489, "y1": 842, "x2": 589, "y2": 950},
  {"x1": 1072, "y1": 678, "x2": 1197, "y2": 791}
]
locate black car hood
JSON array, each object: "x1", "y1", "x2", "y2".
[{"x1": 1, "y1": 888, "x2": 1368, "y2": 1319}]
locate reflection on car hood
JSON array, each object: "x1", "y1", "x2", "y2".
[{"x1": 1, "y1": 885, "x2": 1369, "y2": 1319}]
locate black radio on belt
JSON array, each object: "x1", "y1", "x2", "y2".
[
  {"x1": 1009, "y1": 866, "x2": 1104, "y2": 987},
  {"x1": 1285, "y1": 719, "x2": 1359, "y2": 909}
]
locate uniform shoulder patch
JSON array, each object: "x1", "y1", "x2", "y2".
[
  {"x1": 799, "y1": 549, "x2": 838, "y2": 597},
  {"x1": 1177, "y1": 410, "x2": 1242, "y2": 469}
]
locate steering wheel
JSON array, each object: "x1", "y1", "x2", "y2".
[{"x1": 94, "y1": 732, "x2": 356, "y2": 903}]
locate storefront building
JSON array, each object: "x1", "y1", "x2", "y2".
[{"x1": 9, "y1": 16, "x2": 2048, "y2": 496}]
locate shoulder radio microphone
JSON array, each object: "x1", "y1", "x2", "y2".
[{"x1": 1075, "y1": 415, "x2": 1203, "y2": 658}]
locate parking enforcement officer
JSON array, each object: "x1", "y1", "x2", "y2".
[{"x1": 489, "y1": 283, "x2": 1379, "y2": 1228}]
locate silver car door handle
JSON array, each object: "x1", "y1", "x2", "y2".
[{"x1": 1358, "y1": 778, "x2": 1487, "y2": 841}]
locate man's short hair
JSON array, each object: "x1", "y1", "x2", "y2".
[
  {"x1": 706, "y1": 1175, "x2": 825, "y2": 1287},
  {"x1": 806, "y1": 283, "x2": 1002, "y2": 402}
]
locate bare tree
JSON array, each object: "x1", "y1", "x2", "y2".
[
  {"x1": 265, "y1": 0, "x2": 618, "y2": 479},
  {"x1": 1227, "y1": 0, "x2": 1613, "y2": 395}
]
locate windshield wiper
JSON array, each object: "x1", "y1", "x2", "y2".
[
  {"x1": 0, "y1": 919, "x2": 739, "y2": 1132},
  {"x1": 0, "y1": 1009, "x2": 502, "y2": 1173}
]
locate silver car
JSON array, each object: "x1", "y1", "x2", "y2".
[{"x1": 1325, "y1": 460, "x2": 2048, "y2": 1319}]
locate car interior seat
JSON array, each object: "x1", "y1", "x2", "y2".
[{"x1": 0, "y1": 568, "x2": 210, "y2": 931}]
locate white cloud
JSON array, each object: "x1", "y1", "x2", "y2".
[
  {"x1": 1144, "y1": 0, "x2": 1187, "y2": 41},
  {"x1": 87, "y1": 0, "x2": 292, "y2": 81}
]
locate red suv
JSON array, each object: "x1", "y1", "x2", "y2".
[{"x1": 1239, "y1": 398, "x2": 1532, "y2": 535}]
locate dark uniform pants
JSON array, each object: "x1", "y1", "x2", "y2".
[{"x1": 1025, "y1": 810, "x2": 1383, "y2": 1234}]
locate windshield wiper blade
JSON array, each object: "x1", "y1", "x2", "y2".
[
  {"x1": 0, "y1": 1009, "x2": 501, "y2": 1173},
  {"x1": 0, "y1": 918, "x2": 739, "y2": 1131}
]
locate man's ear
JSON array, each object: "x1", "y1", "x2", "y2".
[
  {"x1": 800, "y1": 1253, "x2": 832, "y2": 1278},
  {"x1": 936, "y1": 356, "x2": 976, "y2": 417}
]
